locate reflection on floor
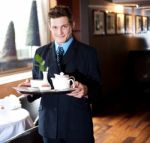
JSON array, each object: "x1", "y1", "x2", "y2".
[{"x1": 93, "y1": 94, "x2": 150, "y2": 143}]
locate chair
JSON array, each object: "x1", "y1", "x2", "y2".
[
  {"x1": 19, "y1": 95, "x2": 41, "y2": 125},
  {"x1": 5, "y1": 126, "x2": 43, "y2": 143}
]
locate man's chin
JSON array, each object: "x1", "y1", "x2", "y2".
[{"x1": 56, "y1": 39, "x2": 67, "y2": 44}]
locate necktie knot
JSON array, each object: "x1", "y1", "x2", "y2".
[{"x1": 57, "y1": 46, "x2": 64, "y2": 56}]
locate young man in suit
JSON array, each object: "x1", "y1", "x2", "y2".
[{"x1": 23, "y1": 5, "x2": 101, "y2": 143}]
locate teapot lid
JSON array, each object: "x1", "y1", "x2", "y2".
[{"x1": 54, "y1": 72, "x2": 69, "y2": 78}]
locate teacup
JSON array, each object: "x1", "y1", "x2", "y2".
[{"x1": 30, "y1": 79, "x2": 51, "y2": 89}]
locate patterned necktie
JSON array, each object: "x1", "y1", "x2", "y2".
[{"x1": 57, "y1": 46, "x2": 64, "y2": 71}]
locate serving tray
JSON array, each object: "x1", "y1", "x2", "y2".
[{"x1": 13, "y1": 87, "x2": 75, "y2": 94}]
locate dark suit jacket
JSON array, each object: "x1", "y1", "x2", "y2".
[{"x1": 28, "y1": 39, "x2": 101, "y2": 143}]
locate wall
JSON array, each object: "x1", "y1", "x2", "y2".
[{"x1": 88, "y1": 0, "x2": 150, "y2": 98}]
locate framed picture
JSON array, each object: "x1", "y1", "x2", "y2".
[
  {"x1": 106, "y1": 12, "x2": 116, "y2": 34},
  {"x1": 135, "y1": 16, "x2": 142, "y2": 33},
  {"x1": 142, "y1": 16, "x2": 148, "y2": 32},
  {"x1": 116, "y1": 13, "x2": 125, "y2": 34},
  {"x1": 125, "y1": 14, "x2": 133, "y2": 34},
  {"x1": 93, "y1": 10, "x2": 105, "y2": 35}
]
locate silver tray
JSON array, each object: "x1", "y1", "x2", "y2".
[{"x1": 13, "y1": 87, "x2": 75, "y2": 94}]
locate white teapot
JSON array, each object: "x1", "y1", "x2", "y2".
[{"x1": 51, "y1": 72, "x2": 75, "y2": 90}]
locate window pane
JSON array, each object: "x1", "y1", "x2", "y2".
[{"x1": 0, "y1": 0, "x2": 49, "y2": 73}]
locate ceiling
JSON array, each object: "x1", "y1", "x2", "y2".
[
  {"x1": 112, "y1": 0, "x2": 150, "y2": 6},
  {"x1": 109, "y1": 0, "x2": 150, "y2": 11}
]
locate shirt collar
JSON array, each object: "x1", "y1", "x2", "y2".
[{"x1": 55, "y1": 37, "x2": 74, "y2": 54}]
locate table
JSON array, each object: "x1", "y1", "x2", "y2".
[{"x1": 0, "y1": 108, "x2": 34, "y2": 143}]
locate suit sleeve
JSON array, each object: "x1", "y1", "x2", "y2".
[
  {"x1": 86, "y1": 48, "x2": 101, "y2": 103},
  {"x1": 70, "y1": 46, "x2": 101, "y2": 104}
]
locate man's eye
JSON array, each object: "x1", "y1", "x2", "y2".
[
  {"x1": 62, "y1": 25, "x2": 69, "y2": 29},
  {"x1": 63, "y1": 25, "x2": 67, "y2": 28},
  {"x1": 52, "y1": 26, "x2": 57, "y2": 30}
]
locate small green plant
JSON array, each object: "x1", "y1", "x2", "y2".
[{"x1": 34, "y1": 54, "x2": 48, "y2": 72}]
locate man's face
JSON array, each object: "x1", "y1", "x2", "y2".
[{"x1": 49, "y1": 16, "x2": 73, "y2": 44}]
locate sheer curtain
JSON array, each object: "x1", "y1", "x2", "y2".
[{"x1": 0, "y1": 0, "x2": 49, "y2": 60}]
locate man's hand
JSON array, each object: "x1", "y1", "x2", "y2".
[
  {"x1": 67, "y1": 81, "x2": 88, "y2": 98},
  {"x1": 18, "y1": 79, "x2": 31, "y2": 87},
  {"x1": 17, "y1": 79, "x2": 33, "y2": 97}
]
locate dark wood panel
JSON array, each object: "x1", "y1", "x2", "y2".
[{"x1": 88, "y1": 5, "x2": 149, "y2": 97}]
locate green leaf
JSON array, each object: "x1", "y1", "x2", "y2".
[
  {"x1": 34, "y1": 54, "x2": 47, "y2": 72},
  {"x1": 35, "y1": 54, "x2": 43, "y2": 64}
]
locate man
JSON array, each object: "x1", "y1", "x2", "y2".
[{"x1": 25, "y1": 5, "x2": 101, "y2": 143}]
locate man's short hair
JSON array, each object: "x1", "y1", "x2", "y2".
[{"x1": 48, "y1": 5, "x2": 73, "y2": 24}]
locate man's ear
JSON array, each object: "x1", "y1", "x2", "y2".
[{"x1": 72, "y1": 21, "x2": 75, "y2": 29}]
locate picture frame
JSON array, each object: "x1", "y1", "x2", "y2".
[
  {"x1": 93, "y1": 10, "x2": 105, "y2": 35},
  {"x1": 142, "y1": 16, "x2": 148, "y2": 32},
  {"x1": 106, "y1": 12, "x2": 116, "y2": 34},
  {"x1": 125, "y1": 14, "x2": 133, "y2": 34},
  {"x1": 116, "y1": 13, "x2": 125, "y2": 34},
  {"x1": 135, "y1": 16, "x2": 142, "y2": 33}
]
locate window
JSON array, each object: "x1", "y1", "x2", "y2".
[{"x1": 0, "y1": 0, "x2": 49, "y2": 74}]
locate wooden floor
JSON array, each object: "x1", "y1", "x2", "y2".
[{"x1": 93, "y1": 99, "x2": 150, "y2": 143}]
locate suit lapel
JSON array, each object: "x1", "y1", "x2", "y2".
[
  {"x1": 63, "y1": 39, "x2": 77, "y2": 65},
  {"x1": 45, "y1": 43, "x2": 60, "y2": 75},
  {"x1": 44, "y1": 40, "x2": 78, "y2": 75}
]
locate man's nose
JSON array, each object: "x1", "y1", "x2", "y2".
[{"x1": 57, "y1": 28, "x2": 63, "y2": 34}]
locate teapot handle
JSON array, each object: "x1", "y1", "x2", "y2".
[
  {"x1": 69, "y1": 76, "x2": 75, "y2": 81},
  {"x1": 69, "y1": 79, "x2": 75, "y2": 88}
]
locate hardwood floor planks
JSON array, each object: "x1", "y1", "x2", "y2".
[{"x1": 93, "y1": 110, "x2": 150, "y2": 143}]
